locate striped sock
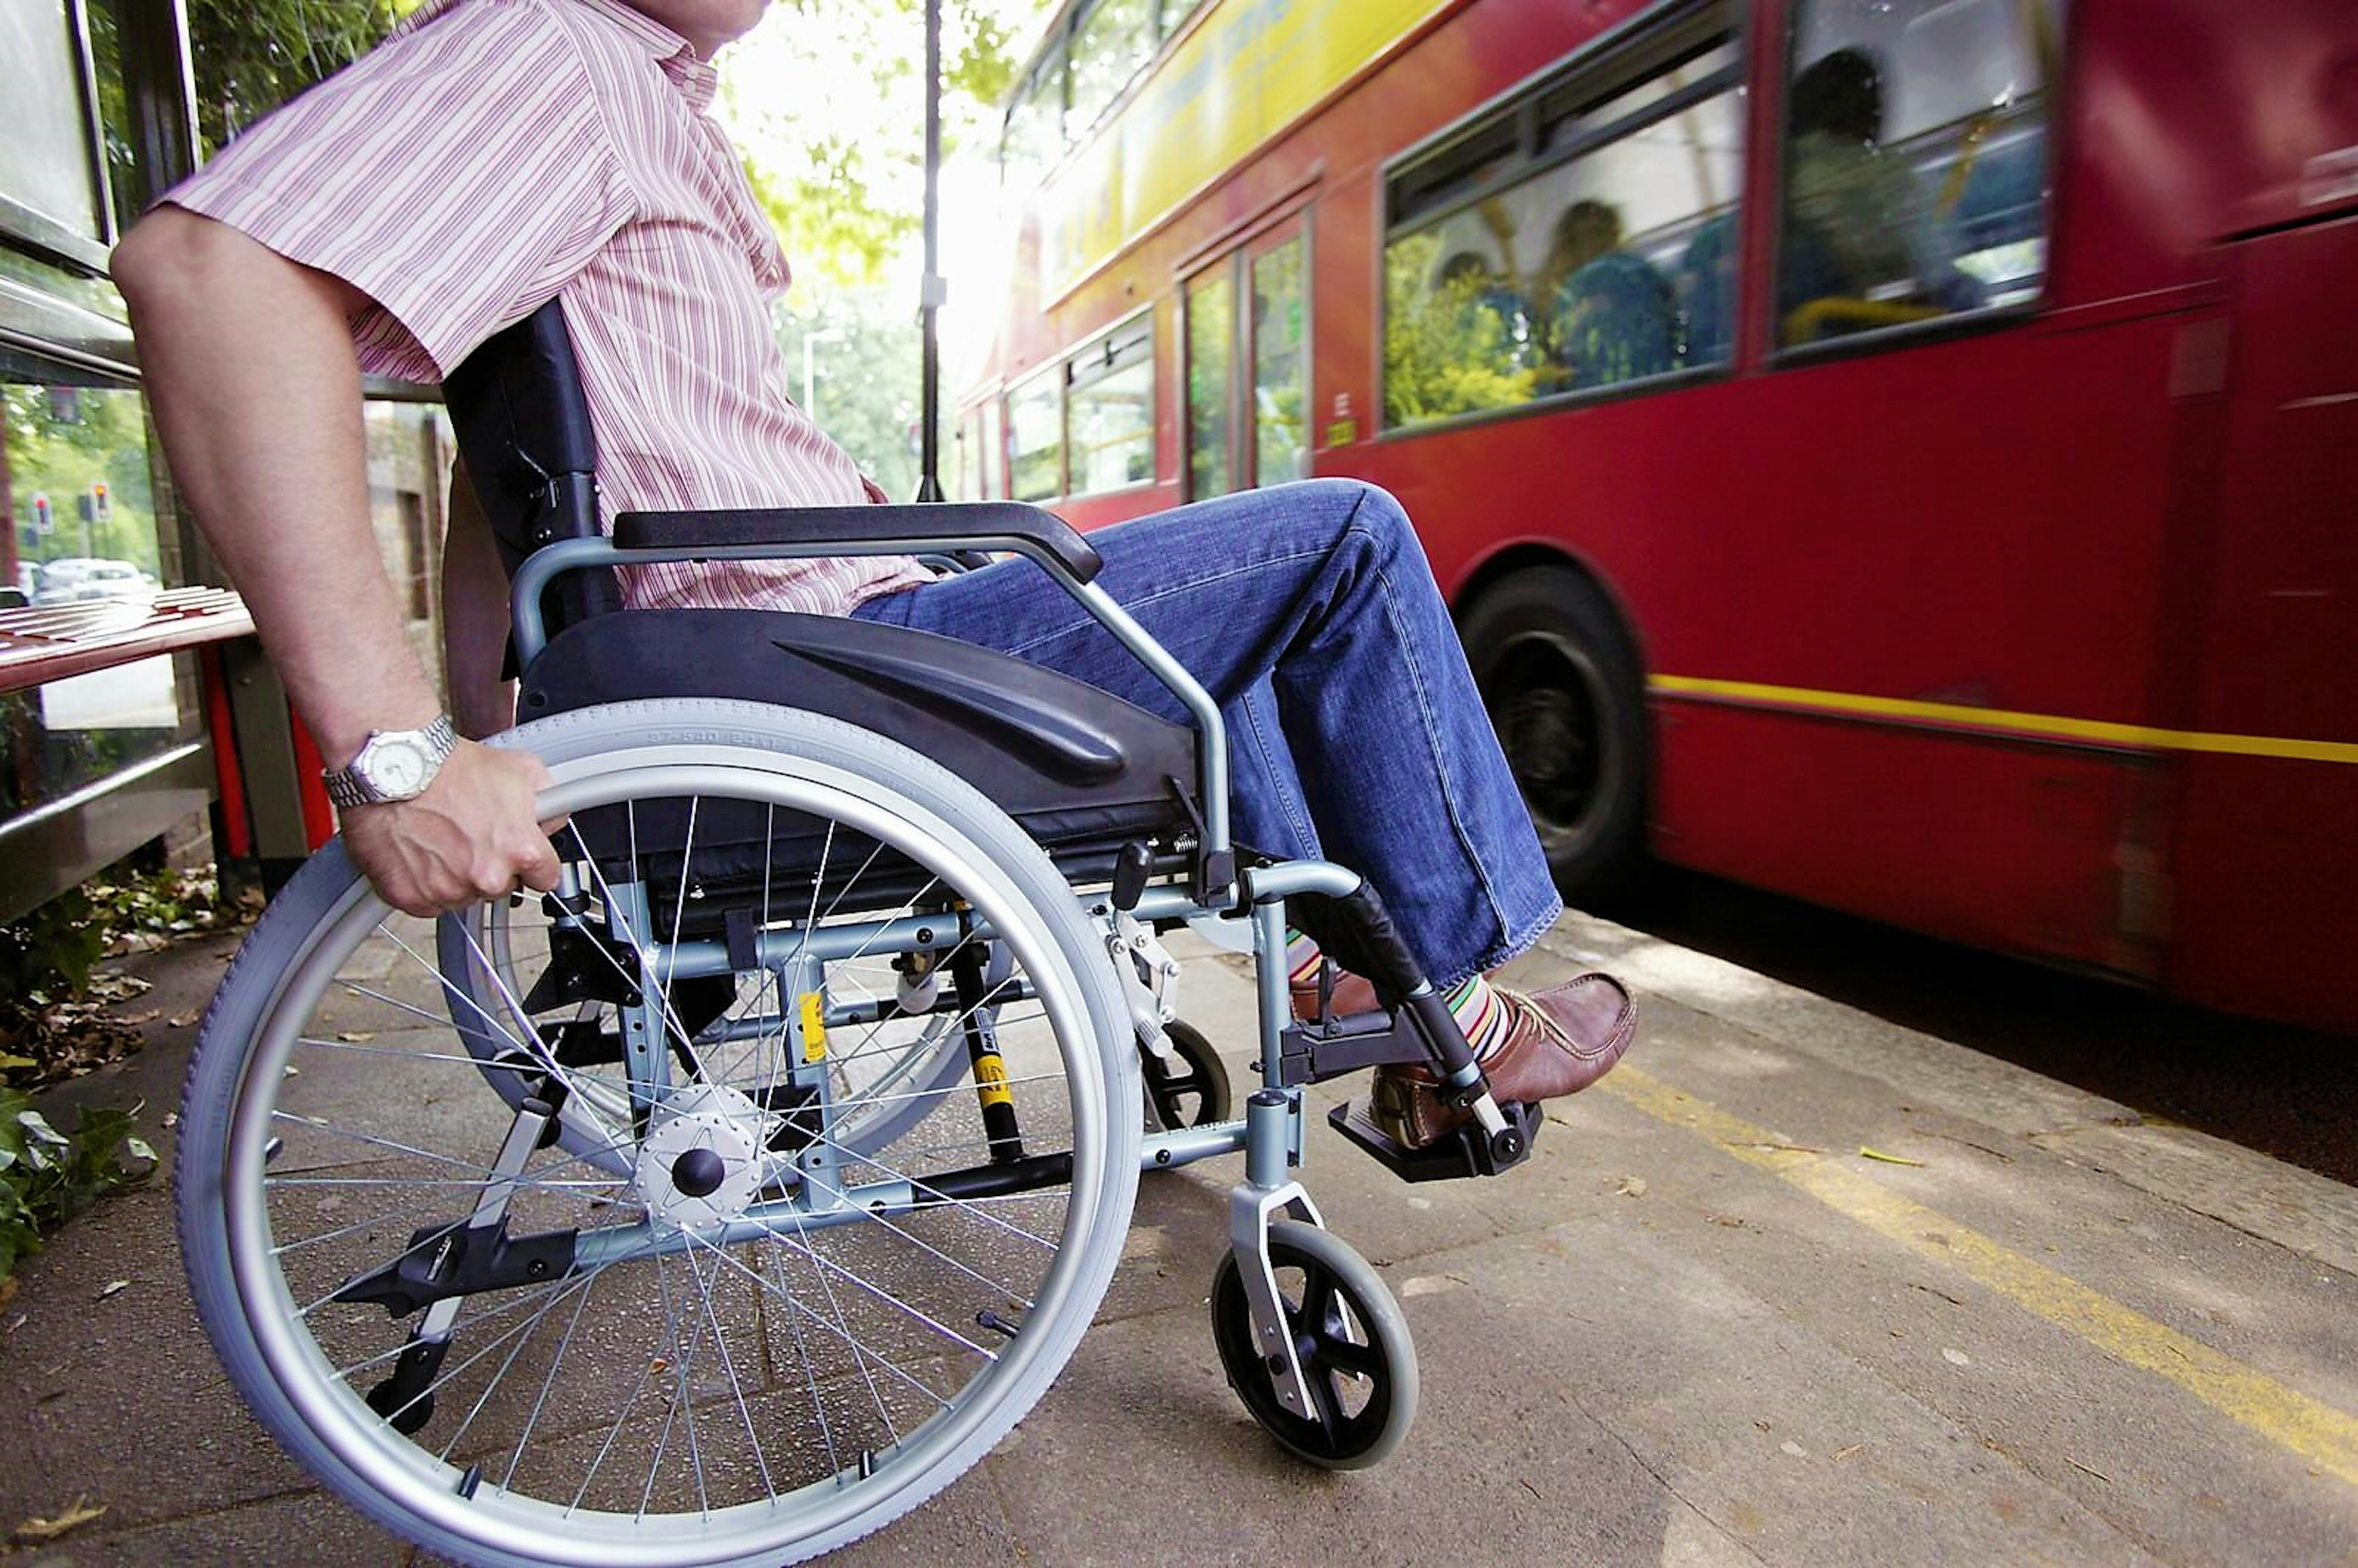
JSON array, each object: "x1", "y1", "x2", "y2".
[
  {"x1": 1445, "y1": 973, "x2": 1515, "y2": 1061},
  {"x1": 1285, "y1": 928, "x2": 1324, "y2": 988}
]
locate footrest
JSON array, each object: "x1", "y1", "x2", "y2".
[{"x1": 1327, "y1": 1096, "x2": 1542, "y2": 1182}]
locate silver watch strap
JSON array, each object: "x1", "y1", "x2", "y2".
[{"x1": 322, "y1": 715, "x2": 458, "y2": 808}]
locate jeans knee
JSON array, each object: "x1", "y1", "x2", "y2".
[{"x1": 1290, "y1": 476, "x2": 1415, "y2": 556}]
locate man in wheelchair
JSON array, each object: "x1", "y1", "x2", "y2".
[
  {"x1": 118, "y1": 0, "x2": 1633, "y2": 1154},
  {"x1": 113, "y1": 2, "x2": 1644, "y2": 1556}
]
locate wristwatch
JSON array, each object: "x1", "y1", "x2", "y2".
[{"x1": 322, "y1": 715, "x2": 459, "y2": 809}]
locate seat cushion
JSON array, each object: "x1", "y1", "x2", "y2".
[{"x1": 519, "y1": 608, "x2": 1201, "y2": 907}]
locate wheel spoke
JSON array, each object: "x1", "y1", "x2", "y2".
[{"x1": 189, "y1": 720, "x2": 1134, "y2": 1558}]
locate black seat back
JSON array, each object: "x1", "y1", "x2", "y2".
[{"x1": 442, "y1": 299, "x2": 621, "y2": 638}]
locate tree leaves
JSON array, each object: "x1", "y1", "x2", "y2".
[{"x1": 724, "y1": 0, "x2": 1032, "y2": 288}]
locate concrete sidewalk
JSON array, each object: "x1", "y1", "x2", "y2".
[{"x1": 4, "y1": 910, "x2": 2357, "y2": 1565}]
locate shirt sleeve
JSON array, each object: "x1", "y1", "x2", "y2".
[{"x1": 161, "y1": 0, "x2": 637, "y2": 382}]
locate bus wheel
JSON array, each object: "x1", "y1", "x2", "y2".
[{"x1": 1461, "y1": 565, "x2": 1645, "y2": 900}]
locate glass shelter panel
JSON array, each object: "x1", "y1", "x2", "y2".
[
  {"x1": 2, "y1": 0, "x2": 106, "y2": 243},
  {"x1": 1, "y1": 361, "x2": 178, "y2": 825},
  {"x1": 1780, "y1": 0, "x2": 2062, "y2": 346}
]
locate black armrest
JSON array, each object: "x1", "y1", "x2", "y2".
[{"x1": 613, "y1": 502, "x2": 1103, "y2": 584}]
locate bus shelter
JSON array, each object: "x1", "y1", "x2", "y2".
[{"x1": 1, "y1": 1, "x2": 456, "y2": 912}]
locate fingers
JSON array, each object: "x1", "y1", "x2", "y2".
[
  {"x1": 341, "y1": 741, "x2": 571, "y2": 916},
  {"x1": 516, "y1": 831, "x2": 563, "y2": 895}
]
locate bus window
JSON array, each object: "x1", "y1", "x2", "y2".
[
  {"x1": 1251, "y1": 238, "x2": 1307, "y2": 484},
  {"x1": 1778, "y1": 0, "x2": 2061, "y2": 347},
  {"x1": 1070, "y1": 0, "x2": 1154, "y2": 142},
  {"x1": 1383, "y1": 26, "x2": 1743, "y2": 430},
  {"x1": 1008, "y1": 367, "x2": 1063, "y2": 502},
  {"x1": 1186, "y1": 267, "x2": 1236, "y2": 499},
  {"x1": 1003, "y1": 52, "x2": 1066, "y2": 192},
  {"x1": 1155, "y1": 0, "x2": 1203, "y2": 41},
  {"x1": 1068, "y1": 312, "x2": 1155, "y2": 494},
  {"x1": 979, "y1": 396, "x2": 1005, "y2": 500}
]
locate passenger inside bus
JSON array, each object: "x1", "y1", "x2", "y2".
[
  {"x1": 1435, "y1": 249, "x2": 1540, "y2": 377},
  {"x1": 1781, "y1": 45, "x2": 1980, "y2": 341},
  {"x1": 1515, "y1": 200, "x2": 1678, "y2": 392}
]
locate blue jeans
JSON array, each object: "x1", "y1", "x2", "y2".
[{"x1": 850, "y1": 478, "x2": 1562, "y2": 989}]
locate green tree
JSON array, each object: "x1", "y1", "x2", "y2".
[
  {"x1": 774, "y1": 291, "x2": 926, "y2": 500},
  {"x1": 4, "y1": 386, "x2": 161, "y2": 577},
  {"x1": 728, "y1": 0, "x2": 1025, "y2": 287},
  {"x1": 186, "y1": 0, "x2": 418, "y2": 156},
  {"x1": 1381, "y1": 232, "x2": 1540, "y2": 429}
]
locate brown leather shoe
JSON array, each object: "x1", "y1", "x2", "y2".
[
  {"x1": 1288, "y1": 966, "x2": 1382, "y2": 1023},
  {"x1": 1368, "y1": 973, "x2": 1635, "y2": 1149}
]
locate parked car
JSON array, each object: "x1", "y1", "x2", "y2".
[{"x1": 33, "y1": 557, "x2": 158, "y2": 605}]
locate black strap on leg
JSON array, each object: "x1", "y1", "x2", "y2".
[{"x1": 1286, "y1": 883, "x2": 1479, "y2": 1081}]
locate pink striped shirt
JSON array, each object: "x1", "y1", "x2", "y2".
[{"x1": 164, "y1": 0, "x2": 929, "y2": 616}]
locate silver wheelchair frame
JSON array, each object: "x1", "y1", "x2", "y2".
[{"x1": 506, "y1": 526, "x2": 1527, "y2": 1433}]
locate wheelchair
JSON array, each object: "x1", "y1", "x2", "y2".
[{"x1": 173, "y1": 301, "x2": 1544, "y2": 1567}]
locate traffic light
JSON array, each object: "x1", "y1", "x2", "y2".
[{"x1": 90, "y1": 481, "x2": 111, "y2": 521}]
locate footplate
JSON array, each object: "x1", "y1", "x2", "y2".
[{"x1": 1328, "y1": 1096, "x2": 1542, "y2": 1182}]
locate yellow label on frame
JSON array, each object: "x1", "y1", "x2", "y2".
[
  {"x1": 800, "y1": 992, "x2": 828, "y2": 1063},
  {"x1": 974, "y1": 1053, "x2": 1013, "y2": 1109}
]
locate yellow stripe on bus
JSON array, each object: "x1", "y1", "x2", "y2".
[{"x1": 1649, "y1": 673, "x2": 2358, "y2": 766}]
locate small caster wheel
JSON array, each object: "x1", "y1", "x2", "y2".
[
  {"x1": 1210, "y1": 1220, "x2": 1418, "y2": 1469},
  {"x1": 1143, "y1": 1019, "x2": 1231, "y2": 1131}
]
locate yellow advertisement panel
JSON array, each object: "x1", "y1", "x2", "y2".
[{"x1": 1040, "y1": 0, "x2": 1450, "y2": 298}]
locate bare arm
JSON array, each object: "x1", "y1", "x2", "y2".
[
  {"x1": 440, "y1": 456, "x2": 518, "y2": 740},
  {"x1": 115, "y1": 206, "x2": 556, "y2": 914}
]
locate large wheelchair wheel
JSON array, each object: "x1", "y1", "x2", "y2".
[{"x1": 177, "y1": 699, "x2": 1142, "y2": 1567}]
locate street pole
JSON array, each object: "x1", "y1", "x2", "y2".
[{"x1": 916, "y1": 0, "x2": 945, "y2": 502}]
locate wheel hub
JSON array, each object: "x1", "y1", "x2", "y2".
[{"x1": 634, "y1": 1083, "x2": 771, "y2": 1228}]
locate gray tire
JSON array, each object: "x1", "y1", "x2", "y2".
[{"x1": 177, "y1": 699, "x2": 1141, "y2": 1567}]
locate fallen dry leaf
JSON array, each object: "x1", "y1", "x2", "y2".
[
  {"x1": 335, "y1": 1030, "x2": 376, "y2": 1042},
  {"x1": 166, "y1": 1014, "x2": 197, "y2": 1029},
  {"x1": 96, "y1": 1279, "x2": 130, "y2": 1300},
  {"x1": 1614, "y1": 1175, "x2": 1648, "y2": 1198},
  {"x1": 1859, "y1": 1146, "x2": 1926, "y2": 1167},
  {"x1": 1832, "y1": 1443, "x2": 1865, "y2": 1462},
  {"x1": 13, "y1": 1494, "x2": 107, "y2": 1543}
]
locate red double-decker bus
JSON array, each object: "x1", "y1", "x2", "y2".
[{"x1": 950, "y1": 0, "x2": 2358, "y2": 1033}]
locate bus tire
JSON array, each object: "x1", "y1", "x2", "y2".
[{"x1": 1460, "y1": 565, "x2": 1646, "y2": 901}]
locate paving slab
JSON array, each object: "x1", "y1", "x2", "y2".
[{"x1": 6, "y1": 909, "x2": 2358, "y2": 1568}]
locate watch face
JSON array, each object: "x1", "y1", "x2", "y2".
[{"x1": 362, "y1": 735, "x2": 432, "y2": 798}]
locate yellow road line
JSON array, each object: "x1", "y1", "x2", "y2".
[
  {"x1": 1598, "y1": 1063, "x2": 2358, "y2": 1486},
  {"x1": 1648, "y1": 673, "x2": 2358, "y2": 766}
]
